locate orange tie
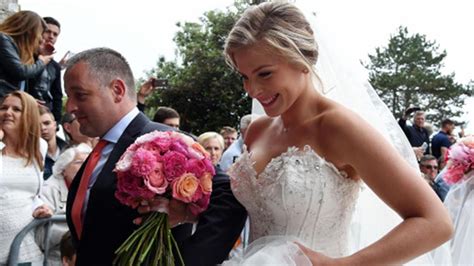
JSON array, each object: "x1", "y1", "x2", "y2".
[{"x1": 71, "y1": 139, "x2": 108, "y2": 239}]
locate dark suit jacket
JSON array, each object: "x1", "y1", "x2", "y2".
[{"x1": 66, "y1": 112, "x2": 246, "y2": 265}]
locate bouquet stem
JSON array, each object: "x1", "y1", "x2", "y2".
[{"x1": 114, "y1": 212, "x2": 184, "y2": 266}]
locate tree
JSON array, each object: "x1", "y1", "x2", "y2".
[
  {"x1": 141, "y1": 1, "x2": 251, "y2": 135},
  {"x1": 365, "y1": 26, "x2": 472, "y2": 126}
]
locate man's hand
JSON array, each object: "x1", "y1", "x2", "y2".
[
  {"x1": 413, "y1": 147, "x2": 424, "y2": 161},
  {"x1": 403, "y1": 106, "x2": 421, "y2": 118},
  {"x1": 137, "y1": 78, "x2": 157, "y2": 104},
  {"x1": 38, "y1": 54, "x2": 54, "y2": 65},
  {"x1": 135, "y1": 197, "x2": 197, "y2": 227}
]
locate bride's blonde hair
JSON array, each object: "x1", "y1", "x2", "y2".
[{"x1": 224, "y1": 1, "x2": 318, "y2": 75}]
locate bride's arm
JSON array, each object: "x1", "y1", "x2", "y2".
[{"x1": 309, "y1": 108, "x2": 453, "y2": 265}]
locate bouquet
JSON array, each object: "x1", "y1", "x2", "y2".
[
  {"x1": 113, "y1": 130, "x2": 215, "y2": 265},
  {"x1": 443, "y1": 136, "x2": 474, "y2": 184}
]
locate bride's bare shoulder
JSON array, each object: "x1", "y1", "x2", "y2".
[{"x1": 243, "y1": 116, "x2": 273, "y2": 147}]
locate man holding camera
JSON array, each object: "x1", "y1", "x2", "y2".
[{"x1": 398, "y1": 107, "x2": 430, "y2": 158}]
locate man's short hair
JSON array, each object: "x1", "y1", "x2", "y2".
[
  {"x1": 419, "y1": 154, "x2": 437, "y2": 164},
  {"x1": 152, "y1": 107, "x2": 180, "y2": 123},
  {"x1": 220, "y1": 126, "x2": 237, "y2": 136},
  {"x1": 60, "y1": 231, "x2": 75, "y2": 260},
  {"x1": 43, "y1": 17, "x2": 60, "y2": 28},
  {"x1": 65, "y1": 47, "x2": 136, "y2": 99},
  {"x1": 441, "y1": 119, "x2": 454, "y2": 128},
  {"x1": 414, "y1": 111, "x2": 425, "y2": 117},
  {"x1": 38, "y1": 105, "x2": 54, "y2": 120}
]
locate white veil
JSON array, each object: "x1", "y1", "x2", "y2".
[{"x1": 251, "y1": 4, "x2": 451, "y2": 265}]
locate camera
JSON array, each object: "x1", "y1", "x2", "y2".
[{"x1": 152, "y1": 79, "x2": 168, "y2": 88}]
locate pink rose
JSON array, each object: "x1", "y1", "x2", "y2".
[
  {"x1": 188, "y1": 193, "x2": 211, "y2": 216},
  {"x1": 115, "y1": 150, "x2": 134, "y2": 172},
  {"x1": 144, "y1": 162, "x2": 168, "y2": 194},
  {"x1": 200, "y1": 173, "x2": 213, "y2": 195},
  {"x1": 203, "y1": 158, "x2": 216, "y2": 176},
  {"x1": 169, "y1": 140, "x2": 189, "y2": 157},
  {"x1": 130, "y1": 148, "x2": 157, "y2": 177},
  {"x1": 186, "y1": 159, "x2": 207, "y2": 177},
  {"x1": 163, "y1": 151, "x2": 187, "y2": 182},
  {"x1": 152, "y1": 136, "x2": 172, "y2": 152},
  {"x1": 116, "y1": 171, "x2": 155, "y2": 207},
  {"x1": 172, "y1": 173, "x2": 200, "y2": 203}
]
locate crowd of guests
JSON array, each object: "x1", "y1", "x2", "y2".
[
  {"x1": 0, "y1": 8, "x2": 471, "y2": 266},
  {"x1": 398, "y1": 106, "x2": 464, "y2": 200}
]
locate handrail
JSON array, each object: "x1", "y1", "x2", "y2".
[{"x1": 7, "y1": 215, "x2": 66, "y2": 266}]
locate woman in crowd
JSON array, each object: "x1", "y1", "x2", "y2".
[
  {"x1": 36, "y1": 143, "x2": 91, "y2": 265},
  {"x1": 198, "y1": 131, "x2": 225, "y2": 166},
  {"x1": 0, "y1": 10, "x2": 53, "y2": 95},
  {"x1": 0, "y1": 91, "x2": 52, "y2": 264}
]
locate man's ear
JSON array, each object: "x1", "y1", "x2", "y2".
[{"x1": 110, "y1": 79, "x2": 127, "y2": 103}]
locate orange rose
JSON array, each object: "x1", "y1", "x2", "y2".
[
  {"x1": 172, "y1": 173, "x2": 200, "y2": 203},
  {"x1": 200, "y1": 173, "x2": 212, "y2": 195},
  {"x1": 192, "y1": 143, "x2": 209, "y2": 157}
]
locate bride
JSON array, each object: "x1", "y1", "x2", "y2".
[{"x1": 221, "y1": 1, "x2": 452, "y2": 264}]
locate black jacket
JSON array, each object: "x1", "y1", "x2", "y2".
[
  {"x1": 0, "y1": 33, "x2": 45, "y2": 95},
  {"x1": 27, "y1": 60, "x2": 63, "y2": 122}
]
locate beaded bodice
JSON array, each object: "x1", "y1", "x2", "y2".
[{"x1": 229, "y1": 146, "x2": 360, "y2": 257}]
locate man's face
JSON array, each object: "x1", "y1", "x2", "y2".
[
  {"x1": 414, "y1": 114, "x2": 425, "y2": 128},
  {"x1": 40, "y1": 113, "x2": 57, "y2": 142},
  {"x1": 43, "y1": 23, "x2": 60, "y2": 45},
  {"x1": 419, "y1": 159, "x2": 438, "y2": 181},
  {"x1": 446, "y1": 124, "x2": 455, "y2": 135},
  {"x1": 65, "y1": 62, "x2": 119, "y2": 138},
  {"x1": 223, "y1": 132, "x2": 238, "y2": 149},
  {"x1": 163, "y1": 117, "x2": 180, "y2": 129}
]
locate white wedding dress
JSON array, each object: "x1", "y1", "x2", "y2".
[{"x1": 227, "y1": 145, "x2": 360, "y2": 265}]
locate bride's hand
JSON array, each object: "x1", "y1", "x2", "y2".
[{"x1": 295, "y1": 242, "x2": 340, "y2": 266}]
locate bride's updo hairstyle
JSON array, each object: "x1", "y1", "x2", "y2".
[{"x1": 224, "y1": 1, "x2": 318, "y2": 74}]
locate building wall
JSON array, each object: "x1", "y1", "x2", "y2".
[{"x1": 0, "y1": 0, "x2": 19, "y2": 22}]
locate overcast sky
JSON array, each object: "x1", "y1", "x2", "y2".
[{"x1": 20, "y1": 0, "x2": 474, "y2": 131}]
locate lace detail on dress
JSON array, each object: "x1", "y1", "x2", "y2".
[{"x1": 229, "y1": 145, "x2": 360, "y2": 258}]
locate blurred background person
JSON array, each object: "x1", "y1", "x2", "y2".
[
  {"x1": 36, "y1": 143, "x2": 91, "y2": 265},
  {"x1": 27, "y1": 16, "x2": 63, "y2": 123},
  {"x1": 59, "y1": 231, "x2": 76, "y2": 266},
  {"x1": 220, "y1": 114, "x2": 254, "y2": 172},
  {"x1": 418, "y1": 154, "x2": 450, "y2": 200},
  {"x1": 431, "y1": 118, "x2": 455, "y2": 163},
  {"x1": 0, "y1": 11, "x2": 53, "y2": 97},
  {"x1": 220, "y1": 126, "x2": 237, "y2": 151},
  {"x1": 198, "y1": 131, "x2": 224, "y2": 166},
  {"x1": 153, "y1": 106, "x2": 180, "y2": 129},
  {"x1": 0, "y1": 91, "x2": 52, "y2": 265},
  {"x1": 398, "y1": 107, "x2": 430, "y2": 157},
  {"x1": 61, "y1": 112, "x2": 98, "y2": 148},
  {"x1": 39, "y1": 105, "x2": 67, "y2": 180}
]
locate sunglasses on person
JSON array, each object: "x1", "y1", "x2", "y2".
[{"x1": 421, "y1": 164, "x2": 438, "y2": 170}]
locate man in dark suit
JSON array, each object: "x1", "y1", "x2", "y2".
[{"x1": 64, "y1": 48, "x2": 246, "y2": 265}]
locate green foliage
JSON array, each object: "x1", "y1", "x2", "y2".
[
  {"x1": 141, "y1": 1, "x2": 251, "y2": 135},
  {"x1": 365, "y1": 26, "x2": 472, "y2": 126}
]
